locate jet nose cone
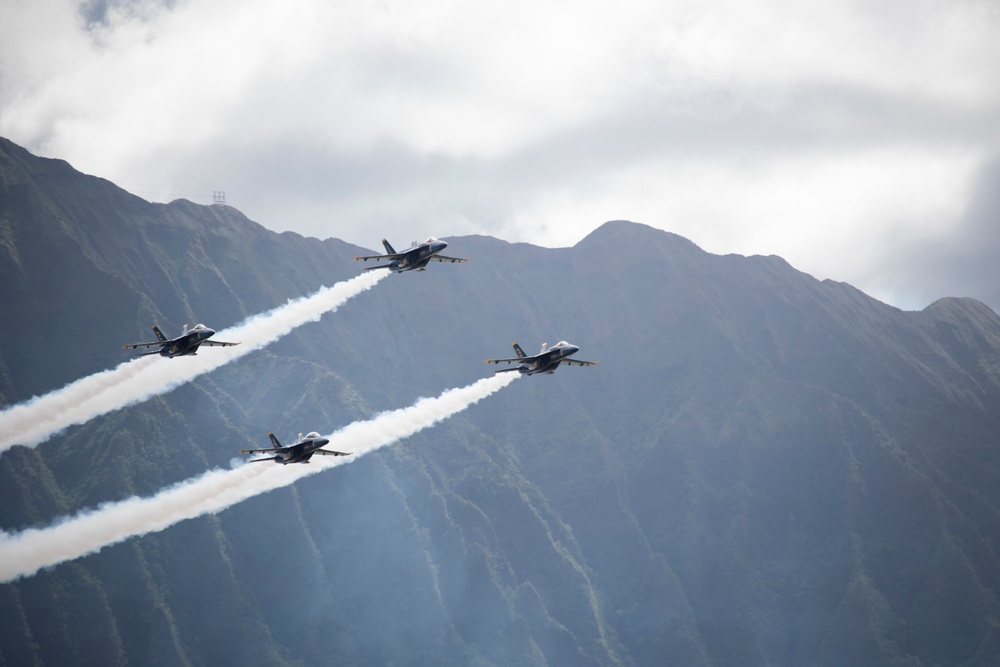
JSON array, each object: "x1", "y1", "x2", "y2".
[
  {"x1": 434, "y1": 240, "x2": 448, "y2": 252},
  {"x1": 203, "y1": 328, "x2": 216, "y2": 338},
  {"x1": 316, "y1": 437, "x2": 330, "y2": 447},
  {"x1": 564, "y1": 344, "x2": 579, "y2": 356}
]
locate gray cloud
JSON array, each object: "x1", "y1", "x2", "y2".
[
  {"x1": 871, "y1": 158, "x2": 1000, "y2": 311},
  {"x1": 2, "y1": 0, "x2": 999, "y2": 308}
]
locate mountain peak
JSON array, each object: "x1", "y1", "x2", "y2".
[
  {"x1": 4, "y1": 137, "x2": 1000, "y2": 667},
  {"x1": 578, "y1": 219, "x2": 703, "y2": 252}
]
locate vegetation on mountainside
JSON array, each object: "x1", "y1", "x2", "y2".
[{"x1": 3, "y1": 137, "x2": 1000, "y2": 665}]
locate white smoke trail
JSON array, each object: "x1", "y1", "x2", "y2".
[
  {"x1": 0, "y1": 373, "x2": 517, "y2": 583},
  {"x1": 0, "y1": 271, "x2": 387, "y2": 452}
]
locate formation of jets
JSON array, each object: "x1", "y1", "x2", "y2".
[
  {"x1": 122, "y1": 323, "x2": 239, "y2": 358},
  {"x1": 120, "y1": 236, "x2": 597, "y2": 463}
]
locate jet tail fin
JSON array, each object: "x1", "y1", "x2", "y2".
[
  {"x1": 268, "y1": 432, "x2": 282, "y2": 449},
  {"x1": 152, "y1": 325, "x2": 168, "y2": 342},
  {"x1": 512, "y1": 342, "x2": 527, "y2": 359},
  {"x1": 381, "y1": 239, "x2": 397, "y2": 255}
]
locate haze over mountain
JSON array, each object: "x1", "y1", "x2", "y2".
[{"x1": 2, "y1": 136, "x2": 1000, "y2": 666}]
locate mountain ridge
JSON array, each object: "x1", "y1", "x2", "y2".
[{"x1": 2, "y1": 137, "x2": 1000, "y2": 666}]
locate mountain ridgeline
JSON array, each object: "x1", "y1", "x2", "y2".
[{"x1": 2, "y1": 136, "x2": 1000, "y2": 666}]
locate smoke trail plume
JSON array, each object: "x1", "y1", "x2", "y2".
[
  {"x1": 0, "y1": 271, "x2": 386, "y2": 452},
  {"x1": 0, "y1": 373, "x2": 517, "y2": 583}
]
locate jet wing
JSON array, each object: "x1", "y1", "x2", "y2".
[
  {"x1": 562, "y1": 358, "x2": 598, "y2": 367},
  {"x1": 484, "y1": 356, "x2": 538, "y2": 365},
  {"x1": 125, "y1": 349, "x2": 165, "y2": 359},
  {"x1": 354, "y1": 253, "x2": 404, "y2": 262},
  {"x1": 429, "y1": 255, "x2": 469, "y2": 263},
  {"x1": 313, "y1": 448, "x2": 352, "y2": 457},
  {"x1": 122, "y1": 341, "x2": 166, "y2": 349},
  {"x1": 240, "y1": 446, "x2": 293, "y2": 454},
  {"x1": 200, "y1": 340, "x2": 240, "y2": 347}
]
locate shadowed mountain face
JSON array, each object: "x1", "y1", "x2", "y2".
[{"x1": 2, "y1": 136, "x2": 1000, "y2": 666}]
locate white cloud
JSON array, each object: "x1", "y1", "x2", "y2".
[
  {"x1": 2, "y1": 0, "x2": 999, "y2": 308},
  {"x1": 497, "y1": 146, "x2": 978, "y2": 260}
]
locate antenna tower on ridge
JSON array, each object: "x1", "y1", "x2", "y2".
[{"x1": 213, "y1": 191, "x2": 226, "y2": 206}]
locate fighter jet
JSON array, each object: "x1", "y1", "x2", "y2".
[
  {"x1": 485, "y1": 341, "x2": 598, "y2": 375},
  {"x1": 122, "y1": 323, "x2": 239, "y2": 358},
  {"x1": 353, "y1": 237, "x2": 469, "y2": 272},
  {"x1": 240, "y1": 431, "x2": 351, "y2": 464}
]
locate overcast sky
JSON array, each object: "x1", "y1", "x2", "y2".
[{"x1": 2, "y1": 0, "x2": 999, "y2": 310}]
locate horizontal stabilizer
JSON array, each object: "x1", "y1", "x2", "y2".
[
  {"x1": 246, "y1": 455, "x2": 279, "y2": 463},
  {"x1": 127, "y1": 349, "x2": 162, "y2": 358}
]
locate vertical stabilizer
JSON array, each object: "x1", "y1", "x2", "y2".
[
  {"x1": 152, "y1": 325, "x2": 168, "y2": 342},
  {"x1": 268, "y1": 433, "x2": 282, "y2": 449},
  {"x1": 382, "y1": 239, "x2": 397, "y2": 255},
  {"x1": 512, "y1": 343, "x2": 527, "y2": 358}
]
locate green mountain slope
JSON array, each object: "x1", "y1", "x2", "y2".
[{"x1": 2, "y1": 137, "x2": 1000, "y2": 666}]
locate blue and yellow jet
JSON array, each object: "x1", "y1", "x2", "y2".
[
  {"x1": 485, "y1": 341, "x2": 598, "y2": 375},
  {"x1": 122, "y1": 323, "x2": 239, "y2": 358},
  {"x1": 353, "y1": 237, "x2": 469, "y2": 272},
  {"x1": 240, "y1": 432, "x2": 351, "y2": 464}
]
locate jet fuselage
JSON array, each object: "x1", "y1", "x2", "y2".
[
  {"x1": 160, "y1": 326, "x2": 217, "y2": 357},
  {"x1": 514, "y1": 342, "x2": 580, "y2": 374},
  {"x1": 389, "y1": 239, "x2": 450, "y2": 272},
  {"x1": 271, "y1": 436, "x2": 331, "y2": 464}
]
